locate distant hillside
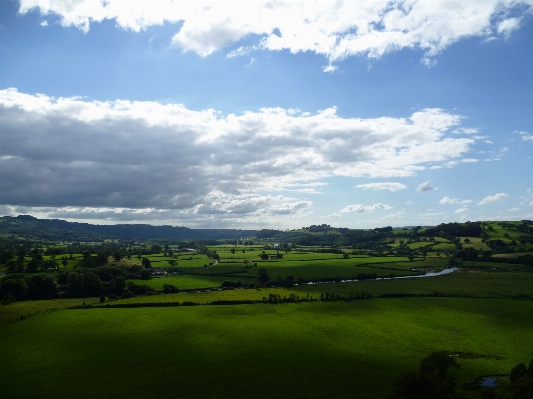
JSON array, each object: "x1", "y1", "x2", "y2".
[{"x1": 0, "y1": 215, "x2": 258, "y2": 241}]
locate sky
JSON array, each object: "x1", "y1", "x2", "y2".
[{"x1": 0, "y1": 0, "x2": 532, "y2": 229}]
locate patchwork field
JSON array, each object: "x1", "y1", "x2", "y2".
[{"x1": 2, "y1": 220, "x2": 533, "y2": 399}]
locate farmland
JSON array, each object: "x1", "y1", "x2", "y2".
[{"x1": 1, "y1": 218, "x2": 532, "y2": 398}]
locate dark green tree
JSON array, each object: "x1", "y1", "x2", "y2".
[
  {"x1": 257, "y1": 268, "x2": 270, "y2": 284},
  {"x1": 388, "y1": 352, "x2": 463, "y2": 399},
  {"x1": 508, "y1": 358, "x2": 533, "y2": 399}
]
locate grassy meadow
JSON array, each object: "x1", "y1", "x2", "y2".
[{"x1": 1, "y1": 297, "x2": 532, "y2": 399}]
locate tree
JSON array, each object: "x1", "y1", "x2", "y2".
[
  {"x1": 140, "y1": 269, "x2": 151, "y2": 280},
  {"x1": 389, "y1": 352, "x2": 463, "y2": 399},
  {"x1": 508, "y1": 358, "x2": 533, "y2": 399},
  {"x1": 163, "y1": 284, "x2": 179, "y2": 293},
  {"x1": 257, "y1": 268, "x2": 270, "y2": 284},
  {"x1": 142, "y1": 257, "x2": 151, "y2": 268},
  {"x1": 17, "y1": 249, "x2": 26, "y2": 263},
  {"x1": 231, "y1": 248, "x2": 236, "y2": 254},
  {"x1": 168, "y1": 260, "x2": 177, "y2": 268},
  {"x1": 419, "y1": 352, "x2": 459, "y2": 385},
  {"x1": 26, "y1": 274, "x2": 59, "y2": 300},
  {"x1": 0, "y1": 277, "x2": 28, "y2": 300},
  {"x1": 510, "y1": 362, "x2": 528, "y2": 384},
  {"x1": 27, "y1": 253, "x2": 44, "y2": 272},
  {"x1": 112, "y1": 251, "x2": 123, "y2": 262}
]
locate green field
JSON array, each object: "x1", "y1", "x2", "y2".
[
  {"x1": 1, "y1": 297, "x2": 531, "y2": 399},
  {"x1": 2, "y1": 220, "x2": 533, "y2": 399},
  {"x1": 118, "y1": 270, "x2": 533, "y2": 305},
  {"x1": 250, "y1": 257, "x2": 413, "y2": 280},
  {"x1": 129, "y1": 273, "x2": 244, "y2": 290}
]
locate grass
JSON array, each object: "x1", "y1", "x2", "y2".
[
  {"x1": 460, "y1": 237, "x2": 491, "y2": 251},
  {"x1": 1, "y1": 297, "x2": 531, "y2": 399},
  {"x1": 0, "y1": 297, "x2": 100, "y2": 329},
  {"x1": 128, "y1": 274, "x2": 238, "y2": 290},
  {"x1": 195, "y1": 262, "x2": 249, "y2": 274},
  {"x1": 118, "y1": 270, "x2": 533, "y2": 305},
  {"x1": 432, "y1": 242, "x2": 457, "y2": 250},
  {"x1": 2, "y1": 237, "x2": 533, "y2": 399},
  {"x1": 251, "y1": 257, "x2": 412, "y2": 280}
]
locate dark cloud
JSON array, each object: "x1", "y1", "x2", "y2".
[{"x1": 1, "y1": 89, "x2": 476, "y2": 223}]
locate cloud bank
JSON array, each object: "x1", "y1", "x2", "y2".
[
  {"x1": 18, "y1": 0, "x2": 533, "y2": 66},
  {"x1": 1, "y1": 88, "x2": 478, "y2": 223}
]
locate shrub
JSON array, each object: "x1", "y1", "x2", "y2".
[
  {"x1": 1, "y1": 293, "x2": 17, "y2": 305},
  {"x1": 162, "y1": 284, "x2": 179, "y2": 294},
  {"x1": 121, "y1": 291, "x2": 135, "y2": 299}
]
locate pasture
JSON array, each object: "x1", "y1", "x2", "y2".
[
  {"x1": 117, "y1": 270, "x2": 533, "y2": 305},
  {"x1": 1, "y1": 297, "x2": 531, "y2": 399}
]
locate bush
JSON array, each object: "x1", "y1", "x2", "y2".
[
  {"x1": 139, "y1": 269, "x2": 152, "y2": 280},
  {"x1": 108, "y1": 294, "x2": 119, "y2": 301},
  {"x1": 121, "y1": 291, "x2": 135, "y2": 299},
  {"x1": 1, "y1": 293, "x2": 17, "y2": 305},
  {"x1": 99, "y1": 295, "x2": 106, "y2": 303},
  {"x1": 162, "y1": 284, "x2": 179, "y2": 294}
]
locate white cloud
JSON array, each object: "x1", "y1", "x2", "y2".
[
  {"x1": 508, "y1": 207, "x2": 520, "y2": 211},
  {"x1": 341, "y1": 203, "x2": 392, "y2": 213},
  {"x1": 478, "y1": 193, "x2": 509, "y2": 205},
  {"x1": 324, "y1": 213, "x2": 341, "y2": 219},
  {"x1": 419, "y1": 212, "x2": 443, "y2": 217},
  {"x1": 226, "y1": 45, "x2": 256, "y2": 58},
  {"x1": 497, "y1": 17, "x2": 522, "y2": 36},
  {"x1": 461, "y1": 158, "x2": 479, "y2": 163},
  {"x1": 516, "y1": 131, "x2": 533, "y2": 141},
  {"x1": 18, "y1": 1, "x2": 533, "y2": 66},
  {"x1": 355, "y1": 182, "x2": 407, "y2": 192},
  {"x1": 453, "y1": 127, "x2": 479, "y2": 135},
  {"x1": 416, "y1": 181, "x2": 435, "y2": 192},
  {"x1": 0, "y1": 88, "x2": 478, "y2": 224},
  {"x1": 246, "y1": 57, "x2": 255, "y2": 68},
  {"x1": 455, "y1": 207, "x2": 468, "y2": 214},
  {"x1": 273, "y1": 182, "x2": 327, "y2": 194},
  {"x1": 40, "y1": 20, "x2": 48, "y2": 27},
  {"x1": 323, "y1": 64, "x2": 339, "y2": 73},
  {"x1": 439, "y1": 197, "x2": 472, "y2": 205}
]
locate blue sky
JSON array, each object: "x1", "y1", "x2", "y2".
[{"x1": 1, "y1": 0, "x2": 532, "y2": 229}]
